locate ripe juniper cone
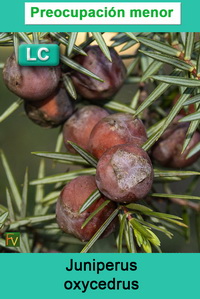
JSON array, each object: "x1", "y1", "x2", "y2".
[
  {"x1": 3, "y1": 53, "x2": 61, "y2": 101},
  {"x1": 89, "y1": 113, "x2": 147, "y2": 159},
  {"x1": 96, "y1": 144, "x2": 154, "y2": 203},
  {"x1": 56, "y1": 175, "x2": 117, "y2": 242},
  {"x1": 63, "y1": 105, "x2": 109, "y2": 153},
  {"x1": 151, "y1": 116, "x2": 200, "y2": 168},
  {"x1": 24, "y1": 86, "x2": 74, "y2": 128},
  {"x1": 71, "y1": 45, "x2": 126, "y2": 101}
]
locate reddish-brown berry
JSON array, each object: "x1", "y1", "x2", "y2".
[
  {"x1": 56, "y1": 175, "x2": 117, "y2": 242},
  {"x1": 151, "y1": 116, "x2": 200, "y2": 168},
  {"x1": 63, "y1": 105, "x2": 109, "y2": 152},
  {"x1": 3, "y1": 53, "x2": 61, "y2": 101},
  {"x1": 24, "y1": 87, "x2": 74, "y2": 128},
  {"x1": 71, "y1": 45, "x2": 126, "y2": 101},
  {"x1": 89, "y1": 113, "x2": 147, "y2": 159},
  {"x1": 95, "y1": 144, "x2": 154, "y2": 203}
]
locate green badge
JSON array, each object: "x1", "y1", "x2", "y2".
[
  {"x1": 18, "y1": 44, "x2": 59, "y2": 66},
  {"x1": 5, "y1": 232, "x2": 20, "y2": 247}
]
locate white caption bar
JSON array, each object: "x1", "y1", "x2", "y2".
[{"x1": 25, "y1": 2, "x2": 181, "y2": 25}]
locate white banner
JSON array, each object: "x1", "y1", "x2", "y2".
[{"x1": 25, "y1": 2, "x2": 181, "y2": 25}]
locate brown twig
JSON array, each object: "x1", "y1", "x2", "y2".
[
  {"x1": 121, "y1": 206, "x2": 132, "y2": 221},
  {"x1": 168, "y1": 197, "x2": 200, "y2": 212},
  {"x1": 148, "y1": 194, "x2": 200, "y2": 212},
  {"x1": 172, "y1": 43, "x2": 200, "y2": 79}
]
